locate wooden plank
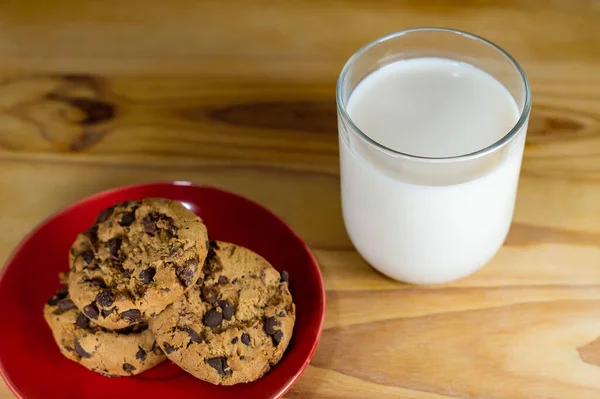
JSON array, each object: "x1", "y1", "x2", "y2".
[{"x1": 0, "y1": 1, "x2": 599, "y2": 398}]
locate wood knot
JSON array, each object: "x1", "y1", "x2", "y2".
[
  {"x1": 194, "y1": 100, "x2": 337, "y2": 134},
  {"x1": 47, "y1": 74, "x2": 115, "y2": 152},
  {"x1": 45, "y1": 93, "x2": 115, "y2": 126}
]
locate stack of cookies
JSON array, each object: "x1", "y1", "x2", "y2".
[{"x1": 43, "y1": 198, "x2": 295, "y2": 385}]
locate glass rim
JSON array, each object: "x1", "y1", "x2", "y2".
[{"x1": 336, "y1": 27, "x2": 532, "y2": 162}]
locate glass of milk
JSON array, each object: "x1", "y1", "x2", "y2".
[{"x1": 337, "y1": 28, "x2": 532, "y2": 284}]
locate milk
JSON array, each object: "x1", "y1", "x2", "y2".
[{"x1": 340, "y1": 57, "x2": 525, "y2": 284}]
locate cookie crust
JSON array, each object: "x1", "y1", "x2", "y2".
[
  {"x1": 150, "y1": 241, "x2": 295, "y2": 385},
  {"x1": 68, "y1": 198, "x2": 209, "y2": 329},
  {"x1": 44, "y1": 288, "x2": 166, "y2": 377}
]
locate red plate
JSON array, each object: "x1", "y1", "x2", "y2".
[{"x1": 0, "y1": 182, "x2": 325, "y2": 399}]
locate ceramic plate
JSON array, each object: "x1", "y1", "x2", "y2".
[{"x1": 0, "y1": 182, "x2": 325, "y2": 399}]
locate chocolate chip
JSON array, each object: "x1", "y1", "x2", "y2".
[
  {"x1": 181, "y1": 326, "x2": 200, "y2": 344},
  {"x1": 240, "y1": 356, "x2": 245, "y2": 360},
  {"x1": 101, "y1": 307, "x2": 116, "y2": 318},
  {"x1": 122, "y1": 363, "x2": 136, "y2": 373},
  {"x1": 241, "y1": 333, "x2": 251, "y2": 346},
  {"x1": 139, "y1": 267, "x2": 156, "y2": 284},
  {"x1": 176, "y1": 258, "x2": 199, "y2": 287},
  {"x1": 203, "y1": 309, "x2": 223, "y2": 327},
  {"x1": 206, "y1": 247, "x2": 217, "y2": 261},
  {"x1": 143, "y1": 212, "x2": 178, "y2": 237},
  {"x1": 54, "y1": 298, "x2": 76, "y2": 314},
  {"x1": 96, "y1": 290, "x2": 115, "y2": 307},
  {"x1": 135, "y1": 347, "x2": 147, "y2": 361},
  {"x1": 205, "y1": 357, "x2": 231, "y2": 376},
  {"x1": 120, "y1": 322, "x2": 148, "y2": 335},
  {"x1": 120, "y1": 309, "x2": 143, "y2": 323},
  {"x1": 231, "y1": 337, "x2": 238, "y2": 344},
  {"x1": 206, "y1": 357, "x2": 223, "y2": 374},
  {"x1": 218, "y1": 275, "x2": 228, "y2": 284},
  {"x1": 272, "y1": 330, "x2": 284, "y2": 346},
  {"x1": 47, "y1": 288, "x2": 69, "y2": 305},
  {"x1": 159, "y1": 216, "x2": 178, "y2": 237},
  {"x1": 83, "y1": 303, "x2": 99, "y2": 319},
  {"x1": 81, "y1": 250, "x2": 94, "y2": 265},
  {"x1": 218, "y1": 300, "x2": 234, "y2": 321},
  {"x1": 113, "y1": 260, "x2": 130, "y2": 277},
  {"x1": 74, "y1": 340, "x2": 91, "y2": 358},
  {"x1": 169, "y1": 246, "x2": 182, "y2": 257},
  {"x1": 163, "y1": 342, "x2": 176, "y2": 354},
  {"x1": 58, "y1": 298, "x2": 76, "y2": 310},
  {"x1": 201, "y1": 286, "x2": 218, "y2": 304},
  {"x1": 96, "y1": 206, "x2": 115, "y2": 223},
  {"x1": 107, "y1": 237, "x2": 122, "y2": 257},
  {"x1": 142, "y1": 215, "x2": 157, "y2": 236},
  {"x1": 222, "y1": 358, "x2": 232, "y2": 375},
  {"x1": 264, "y1": 317, "x2": 279, "y2": 335},
  {"x1": 119, "y1": 211, "x2": 136, "y2": 227},
  {"x1": 280, "y1": 270, "x2": 289, "y2": 282},
  {"x1": 87, "y1": 277, "x2": 106, "y2": 288},
  {"x1": 202, "y1": 261, "x2": 211, "y2": 276},
  {"x1": 133, "y1": 282, "x2": 147, "y2": 297},
  {"x1": 278, "y1": 311, "x2": 286, "y2": 317},
  {"x1": 75, "y1": 313, "x2": 90, "y2": 328},
  {"x1": 84, "y1": 225, "x2": 98, "y2": 245}
]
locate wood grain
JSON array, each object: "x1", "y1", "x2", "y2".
[{"x1": 0, "y1": 1, "x2": 599, "y2": 398}]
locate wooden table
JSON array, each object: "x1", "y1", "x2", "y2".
[{"x1": 1, "y1": 1, "x2": 599, "y2": 398}]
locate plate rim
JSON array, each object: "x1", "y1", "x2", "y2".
[{"x1": 0, "y1": 181, "x2": 326, "y2": 399}]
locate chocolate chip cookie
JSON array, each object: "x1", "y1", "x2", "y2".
[
  {"x1": 149, "y1": 241, "x2": 295, "y2": 385},
  {"x1": 68, "y1": 198, "x2": 209, "y2": 330},
  {"x1": 44, "y1": 287, "x2": 166, "y2": 377}
]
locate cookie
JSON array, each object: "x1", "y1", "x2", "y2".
[
  {"x1": 149, "y1": 241, "x2": 295, "y2": 385},
  {"x1": 44, "y1": 287, "x2": 166, "y2": 377},
  {"x1": 68, "y1": 198, "x2": 209, "y2": 330}
]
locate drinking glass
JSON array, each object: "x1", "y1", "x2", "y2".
[{"x1": 337, "y1": 28, "x2": 532, "y2": 284}]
